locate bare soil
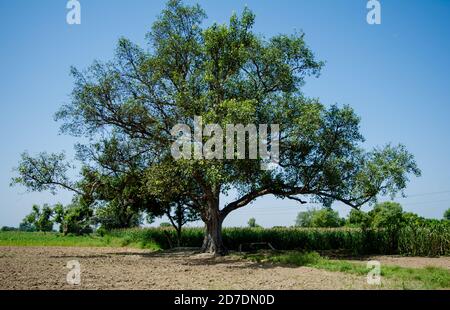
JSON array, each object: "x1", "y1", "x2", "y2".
[
  {"x1": 348, "y1": 255, "x2": 450, "y2": 270},
  {"x1": 0, "y1": 246, "x2": 448, "y2": 290}
]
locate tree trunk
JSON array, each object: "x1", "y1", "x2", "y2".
[
  {"x1": 176, "y1": 225, "x2": 182, "y2": 247},
  {"x1": 201, "y1": 197, "x2": 228, "y2": 255}
]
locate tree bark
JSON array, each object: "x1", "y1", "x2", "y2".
[
  {"x1": 201, "y1": 195, "x2": 228, "y2": 255},
  {"x1": 176, "y1": 224, "x2": 182, "y2": 247}
]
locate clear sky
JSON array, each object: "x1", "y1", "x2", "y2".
[{"x1": 1, "y1": 0, "x2": 449, "y2": 228}]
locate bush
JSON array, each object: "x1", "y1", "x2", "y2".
[
  {"x1": 295, "y1": 208, "x2": 344, "y2": 228},
  {"x1": 369, "y1": 202, "x2": 404, "y2": 253},
  {"x1": 1, "y1": 226, "x2": 18, "y2": 232},
  {"x1": 444, "y1": 208, "x2": 450, "y2": 221},
  {"x1": 247, "y1": 218, "x2": 261, "y2": 228},
  {"x1": 54, "y1": 203, "x2": 93, "y2": 235},
  {"x1": 347, "y1": 209, "x2": 371, "y2": 229},
  {"x1": 21, "y1": 204, "x2": 54, "y2": 232}
]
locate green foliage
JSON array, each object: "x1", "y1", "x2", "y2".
[
  {"x1": 1, "y1": 226, "x2": 19, "y2": 232},
  {"x1": 444, "y1": 208, "x2": 450, "y2": 221},
  {"x1": 247, "y1": 218, "x2": 260, "y2": 228},
  {"x1": 3, "y1": 222, "x2": 450, "y2": 257},
  {"x1": 369, "y1": 202, "x2": 404, "y2": 252},
  {"x1": 310, "y1": 208, "x2": 344, "y2": 228},
  {"x1": 369, "y1": 202, "x2": 404, "y2": 230},
  {"x1": 398, "y1": 219, "x2": 450, "y2": 256},
  {"x1": 11, "y1": 152, "x2": 78, "y2": 195},
  {"x1": 54, "y1": 202, "x2": 93, "y2": 235},
  {"x1": 347, "y1": 209, "x2": 371, "y2": 229},
  {"x1": 344, "y1": 203, "x2": 450, "y2": 256},
  {"x1": 107, "y1": 227, "x2": 388, "y2": 254},
  {"x1": 295, "y1": 210, "x2": 314, "y2": 227},
  {"x1": 18, "y1": 222, "x2": 35, "y2": 232},
  {"x1": 21, "y1": 204, "x2": 54, "y2": 232},
  {"x1": 108, "y1": 225, "x2": 449, "y2": 256},
  {"x1": 159, "y1": 222, "x2": 172, "y2": 227},
  {"x1": 295, "y1": 208, "x2": 344, "y2": 228},
  {"x1": 93, "y1": 202, "x2": 142, "y2": 231}
]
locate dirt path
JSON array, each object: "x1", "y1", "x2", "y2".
[{"x1": 0, "y1": 247, "x2": 448, "y2": 290}]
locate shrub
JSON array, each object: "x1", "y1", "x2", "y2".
[
  {"x1": 444, "y1": 208, "x2": 450, "y2": 221},
  {"x1": 54, "y1": 203, "x2": 93, "y2": 235},
  {"x1": 21, "y1": 204, "x2": 54, "y2": 232},
  {"x1": 296, "y1": 208, "x2": 344, "y2": 228},
  {"x1": 1, "y1": 226, "x2": 18, "y2": 232},
  {"x1": 247, "y1": 218, "x2": 261, "y2": 228}
]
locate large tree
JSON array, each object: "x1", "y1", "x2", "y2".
[{"x1": 12, "y1": 0, "x2": 420, "y2": 255}]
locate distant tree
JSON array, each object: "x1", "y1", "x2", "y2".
[
  {"x1": 402, "y1": 211, "x2": 425, "y2": 227},
  {"x1": 296, "y1": 208, "x2": 343, "y2": 228},
  {"x1": 22, "y1": 204, "x2": 54, "y2": 232},
  {"x1": 18, "y1": 222, "x2": 35, "y2": 232},
  {"x1": 247, "y1": 218, "x2": 261, "y2": 228},
  {"x1": 369, "y1": 202, "x2": 404, "y2": 252},
  {"x1": 159, "y1": 222, "x2": 172, "y2": 227},
  {"x1": 93, "y1": 201, "x2": 142, "y2": 231},
  {"x1": 53, "y1": 201, "x2": 93, "y2": 235},
  {"x1": 165, "y1": 202, "x2": 201, "y2": 246},
  {"x1": 1, "y1": 226, "x2": 18, "y2": 232},
  {"x1": 346, "y1": 209, "x2": 371, "y2": 229},
  {"x1": 295, "y1": 209, "x2": 315, "y2": 227},
  {"x1": 444, "y1": 208, "x2": 450, "y2": 221},
  {"x1": 310, "y1": 208, "x2": 343, "y2": 228},
  {"x1": 369, "y1": 202, "x2": 404, "y2": 229}
]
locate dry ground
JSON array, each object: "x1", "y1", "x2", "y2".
[{"x1": 0, "y1": 246, "x2": 448, "y2": 290}]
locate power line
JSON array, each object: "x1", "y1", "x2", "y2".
[
  {"x1": 400, "y1": 199, "x2": 450, "y2": 206},
  {"x1": 401, "y1": 190, "x2": 450, "y2": 198}
]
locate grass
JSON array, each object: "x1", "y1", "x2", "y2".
[
  {"x1": 239, "y1": 251, "x2": 450, "y2": 289},
  {"x1": 0, "y1": 231, "x2": 161, "y2": 250}
]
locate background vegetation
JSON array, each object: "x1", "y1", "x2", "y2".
[{"x1": 3, "y1": 203, "x2": 449, "y2": 257}]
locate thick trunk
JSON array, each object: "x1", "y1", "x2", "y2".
[
  {"x1": 201, "y1": 215, "x2": 227, "y2": 255},
  {"x1": 201, "y1": 196, "x2": 228, "y2": 255}
]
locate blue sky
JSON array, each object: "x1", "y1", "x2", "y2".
[{"x1": 1, "y1": 0, "x2": 449, "y2": 228}]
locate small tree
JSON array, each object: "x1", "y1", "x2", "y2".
[
  {"x1": 247, "y1": 217, "x2": 261, "y2": 228},
  {"x1": 369, "y1": 202, "x2": 404, "y2": 252},
  {"x1": 18, "y1": 222, "x2": 35, "y2": 232},
  {"x1": 93, "y1": 201, "x2": 142, "y2": 231},
  {"x1": 295, "y1": 209, "x2": 315, "y2": 227},
  {"x1": 310, "y1": 208, "x2": 343, "y2": 228},
  {"x1": 347, "y1": 209, "x2": 371, "y2": 229},
  {"x1": 21, "y1": 204, "x2": 54, "y2": 232},
  {"x1": 296, "y1": 208, "x2": 343, "y2": 228},
  {"x1": 444, "y1": 208, "x2": 450, "y2": 221},
  {"x1": 1, "y1": 226, "x2": 18, "y2": 232},
  {"x1": 165, "y1": 203, "x2": 201, "y2": 246},
  {"x1": 54, "y1": 201, "x2": 93, "y2": 235}
]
